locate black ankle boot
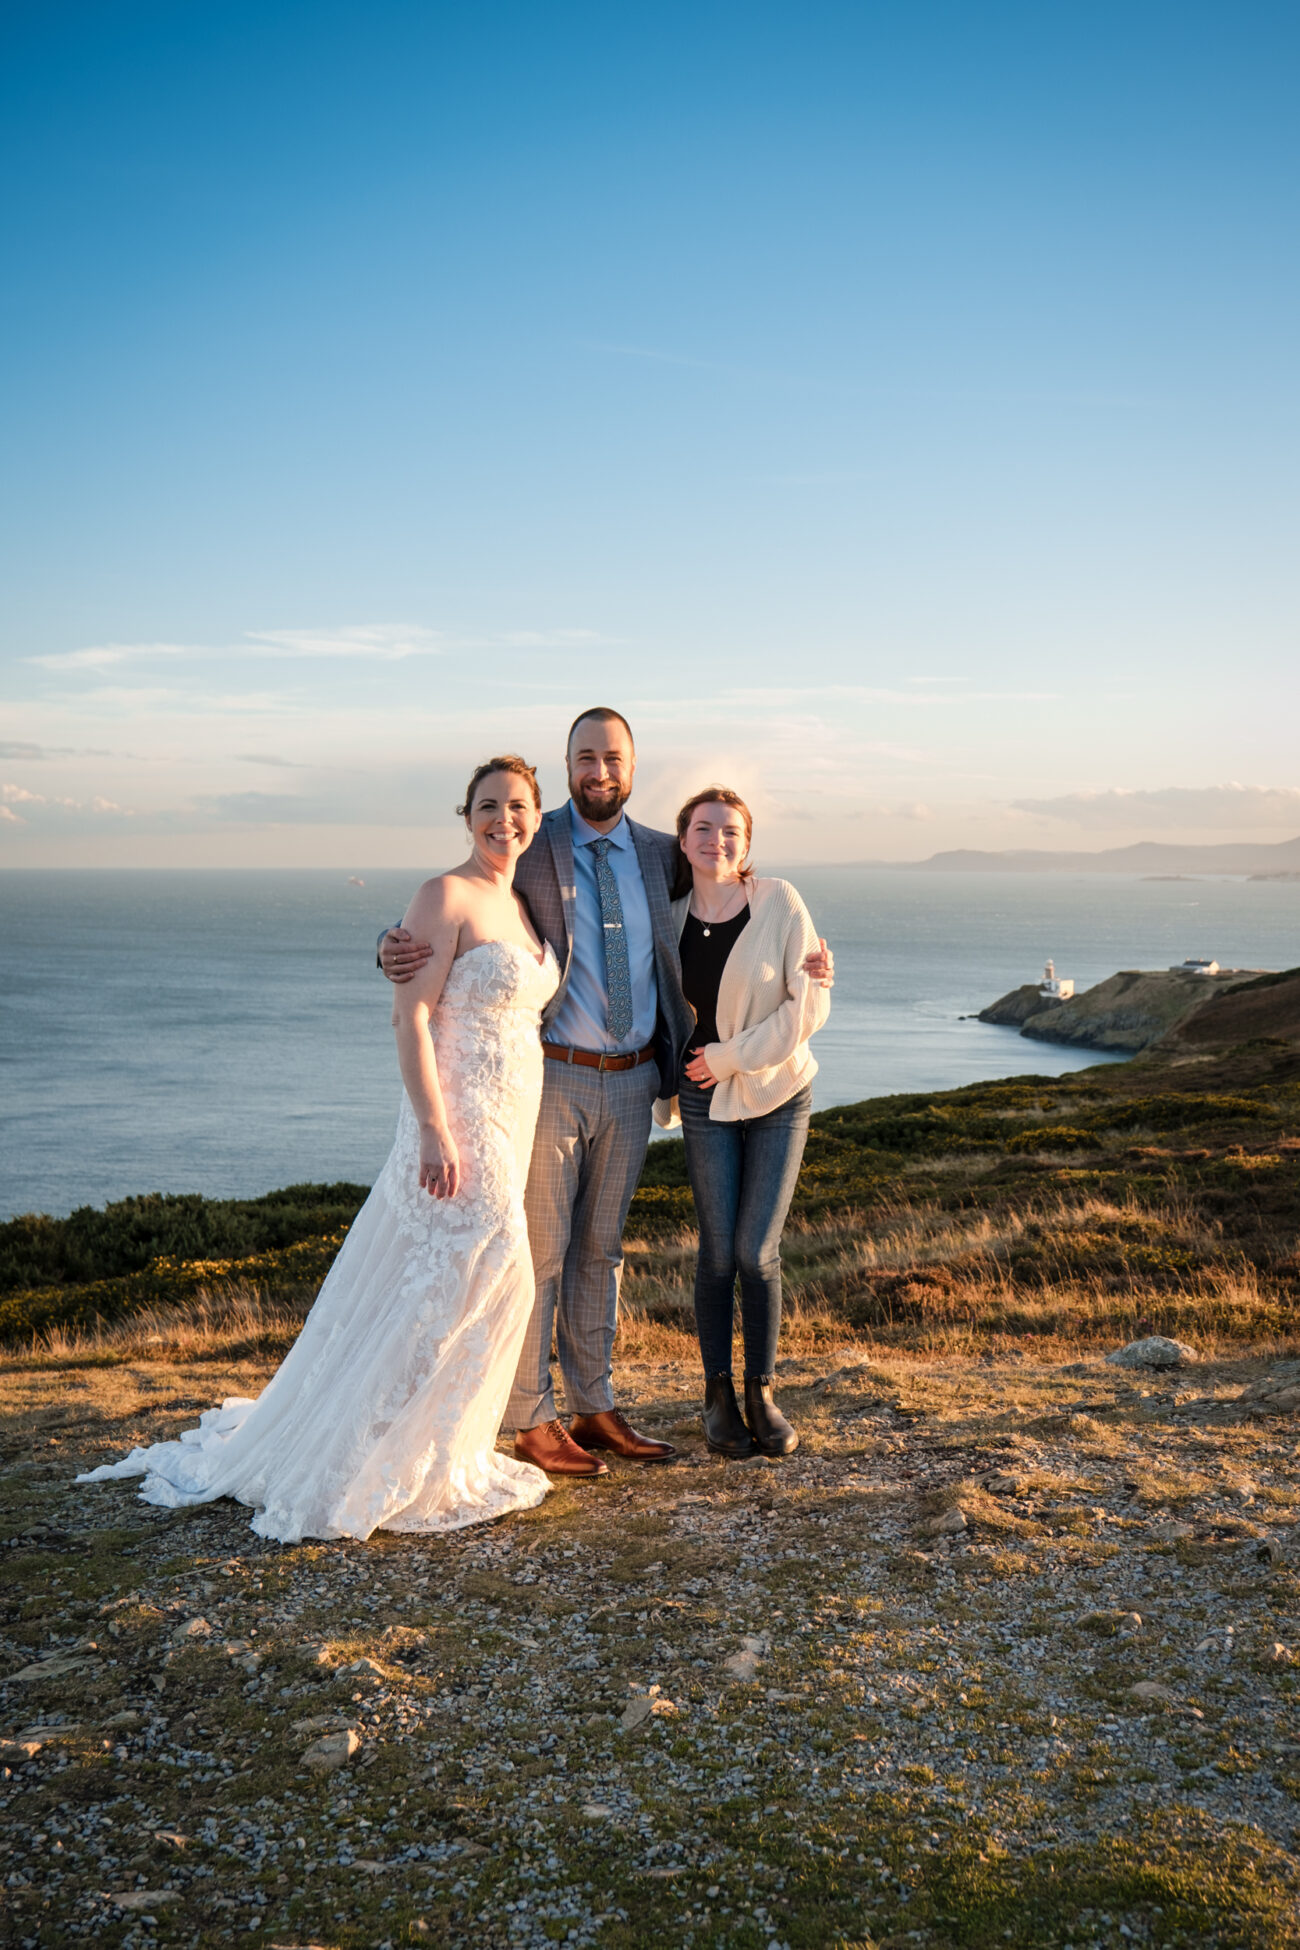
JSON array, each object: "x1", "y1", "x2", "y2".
[
  {"x1": 743, "y1": 1376, "x2": 799, "y2": 1456},
  {"x1": 703, "y1": 1375, "x2": 757, "y2": 1458}
]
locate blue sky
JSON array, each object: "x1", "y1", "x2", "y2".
[{"x1": 2, "y1": 0, "x2": 1297, "y2": 866}]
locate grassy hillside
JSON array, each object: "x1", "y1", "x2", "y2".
[
  {"x1": 4, "y1": 1025, "x2": 1298, "y2": 1353},
  {"x1": 1157, "y1": 967, "x2": 1300, "y2": 1054}
]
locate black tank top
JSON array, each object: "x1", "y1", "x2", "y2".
[{"x1": 679, "y1": 905, "x2": 750, "y2": 1050}]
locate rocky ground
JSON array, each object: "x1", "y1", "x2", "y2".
[{"x1": 3, "y1": 1343, "x2": 1300, "y2": 1950}]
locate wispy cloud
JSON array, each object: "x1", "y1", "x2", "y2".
[
  {"x1": 26, "y1": 643, "x2": 195, "y2": 671},
  {"x1": 496, "y1": 629, "x2": 611, "y2": 649},
  {"x1": 1013, "y1": 783, "x2": 1300, "y2": 831},
  {"x1": 75, "y1": 686, "x2": 293, "y2": 715},
  {"x1": 248, "y1": 624, "x2": 614, "y2": 656},
  {"x1": 761, "y1": 786, "x2": 935, "y2": 823},
  {"x1": 0, "y1": 782, "x2": 134, "y2": 826},
  {"x1": 242, "y1": 625, "x2": 445, "y2": 661},
  {"x1": 0, "y1": 739, "x2": 115, "y2": 759},
  {"x1": 201, "y1": 791, "x2": 343, "y2": 825},
  {"x1": 3, "y1": 783, "x2": 74, "y2": 809},
  {"x1": 23, "y1": 621, "x2": 616, "y2": 676},
  {"x1": 708, "y1": 684, "x2": 1056, "y2": 709}
]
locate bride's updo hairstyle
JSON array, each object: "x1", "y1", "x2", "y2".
[
  {"x1": 674, "y1": 786, "x2": 755, "y2": 882},
  {"x1": 457, "y1": 755, "x2": 542, "y2": 822}
]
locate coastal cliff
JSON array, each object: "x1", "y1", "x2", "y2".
[
  {"x1": 1154, "y1": 965, "x2": 1300, "y2": 1052},
  {"x1": 979, "y1": 967, "x2": 1267, "y2": 1053},
  {"x1": 977, "y1": 982, "x2": 1058, "y2": 1029}
]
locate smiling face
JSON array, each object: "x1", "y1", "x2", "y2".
[
  {"x1": 467, "y1": 769, "x2": 541, "y2": 865},
  {"x1": 566, "y1": 714, "x2": 635, "y2": 828},
  {"x1": 680, "y1": 798, "x2": 750, "y2": 882}
]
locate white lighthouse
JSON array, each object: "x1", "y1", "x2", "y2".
[{"x1": 1039, "y1": 957, "x2": 1075, "y2": 1001}]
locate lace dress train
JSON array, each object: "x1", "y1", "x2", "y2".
[{"x1": 77, "y1": 941, "x2": 559, "y2": 1543}]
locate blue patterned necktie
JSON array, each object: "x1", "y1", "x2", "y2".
[{"x1": 590, "y1": 837, "x2": 633, "y2": 1041}]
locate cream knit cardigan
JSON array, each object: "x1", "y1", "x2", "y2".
[{"x1": 653, "y1": 875, "x2": 830, "y2": 1127}]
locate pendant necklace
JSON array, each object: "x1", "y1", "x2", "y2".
[{"x1": 700, "y1": 886, "x2": 739, "y2": 937}]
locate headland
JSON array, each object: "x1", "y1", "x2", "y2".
[{"x1": 980, "y1": 964, "x2": 1300, "y2": 1055}]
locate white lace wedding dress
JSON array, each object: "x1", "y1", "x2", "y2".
[{"x1": 77, "y1": 940, "x2": 560, "y2": 1542}]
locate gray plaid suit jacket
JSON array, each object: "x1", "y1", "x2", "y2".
[{"x1": 514, "y1": 806, "x2": 693, "y2": 1095}]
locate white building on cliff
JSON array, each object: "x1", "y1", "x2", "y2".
[{"x1": 1039, "y1": 958, "x2": 1075, "y2": 1000}]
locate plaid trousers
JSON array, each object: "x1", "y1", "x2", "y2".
[{"x1": 504, "y1": 1058, "x2": 658, "y2": 1431}]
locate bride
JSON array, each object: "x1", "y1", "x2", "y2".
[{"x1": 78, "y1": 756, "x2": 559, "y2": 1542}]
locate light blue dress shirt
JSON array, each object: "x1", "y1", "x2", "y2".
[{"x1": 548, "y1": 802, "x2": 659, "y2": 1053}]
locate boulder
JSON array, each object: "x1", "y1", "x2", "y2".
[
  {"x1": 723, "y1": 1637, "x2": 768, "y2": 1682},
  {"x1": 0, "y1": 1739, "x2": 43, "y2": 1765},
  {"x1": 10, "y1": 1653, "x2": 99, "y2": 1684},
  {"x1": 921, "y1": 1507, "x2": 969, "y2": 1537},
  {"x1": 171, "y1": 1617, "x2": 212, "y2": 1644},
  {"x1": 1106, "y1": 1337, "x2": 1198, "y2": 1370},
  {"x1": 981, "y1": 1473, "x2": 1022, "y2": 1496},
  {"x1": 1237, "y1": 1367, "x2": 1300, "y2": 1415},
  {"x1": 1127, "y1": 1680, "x2": 1177, "y2": 1707},
  {"x1": 300, "y1": 1728, "x2": 361, "y2": 1771}
]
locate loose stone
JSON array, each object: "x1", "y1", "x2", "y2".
[{"x1": 300, "y1": 1728, "x2": 362, "y2": 1771}]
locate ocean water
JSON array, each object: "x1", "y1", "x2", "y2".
[{"x1": 1, "y1": 867, "x2": 1296, "y2": 1222}]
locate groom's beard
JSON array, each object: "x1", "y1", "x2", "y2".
[{"x1": 568, "y1": 777, "x2": 632, "y2": 824}]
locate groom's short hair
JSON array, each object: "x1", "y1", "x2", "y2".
[{"x1": 567, "y1": 706, "x2": 635, "y2": 754}]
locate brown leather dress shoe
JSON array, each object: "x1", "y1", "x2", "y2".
[
  {"x1": 514, "y1": 1419, "x2": 608, "y2": 1477},
  {"x1": 566, "y1": 1409, "x2": 677, "y2": 1463}
]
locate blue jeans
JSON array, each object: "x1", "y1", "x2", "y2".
[{"x1": 678, "y1": 1073, "x2": 812, "y2": 1380}]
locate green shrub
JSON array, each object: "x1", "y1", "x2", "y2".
[
  {"x1": 835, "y1": 1109, "x2": 1009, "y2": 1154},
  {"x1": 1005, "y1": 1126, "x2": 1103, "y2": 1154},
  {"x1": 1102, "y1": 1094, "x2": 1275, "y2": 1131},
  {"x1": 0, "y1": 1184, "x2": 368, "y2": 1295},
  {"x1": 0, "y1": 1233, "x2": 346, "y2": 1341},
  {"x1": 635, "y1": 1139, "x2": 688, "y2": 1188}
]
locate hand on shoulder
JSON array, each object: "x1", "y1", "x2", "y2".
[{"x1": 755, "y1": 879, "x2": 832, "y2": 989}]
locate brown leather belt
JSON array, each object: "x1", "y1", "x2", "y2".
[{"x1": 542, "y1": 1041, "x2": 656, "y2": 1073}]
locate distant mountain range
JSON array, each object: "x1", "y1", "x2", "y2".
[{"x1": 905, "y1": 834, "x2": 1300, "y2": 875}]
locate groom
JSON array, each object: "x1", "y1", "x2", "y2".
[{"x1": 382, "y1": 707, "x2": 831, "y2": 1476}]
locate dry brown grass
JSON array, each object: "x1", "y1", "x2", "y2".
[
  {"x1": 627, "y1": 1189, "x2": 1224, "y2": 1303},
  {"x1": 3, "y1": 1184, "x2": 1295, "y2": 1382},
  {"x1": 0, "y1": 1283, "x2": 311, "y2": 1374},
  {"x1": 6, "y1": 1263, "x2": 1297, "y2": 1385},
  {"x1": 625, "y1": 1205, "x2": 1294, "y2": 1364},
  {"x1": 618, "y1": 1191, "x2": 1279, "y2": 1356}
]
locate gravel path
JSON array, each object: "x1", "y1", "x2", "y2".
[{"x1": 2, "y1": 1348, "x2": 1299, "y2": 1948}]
